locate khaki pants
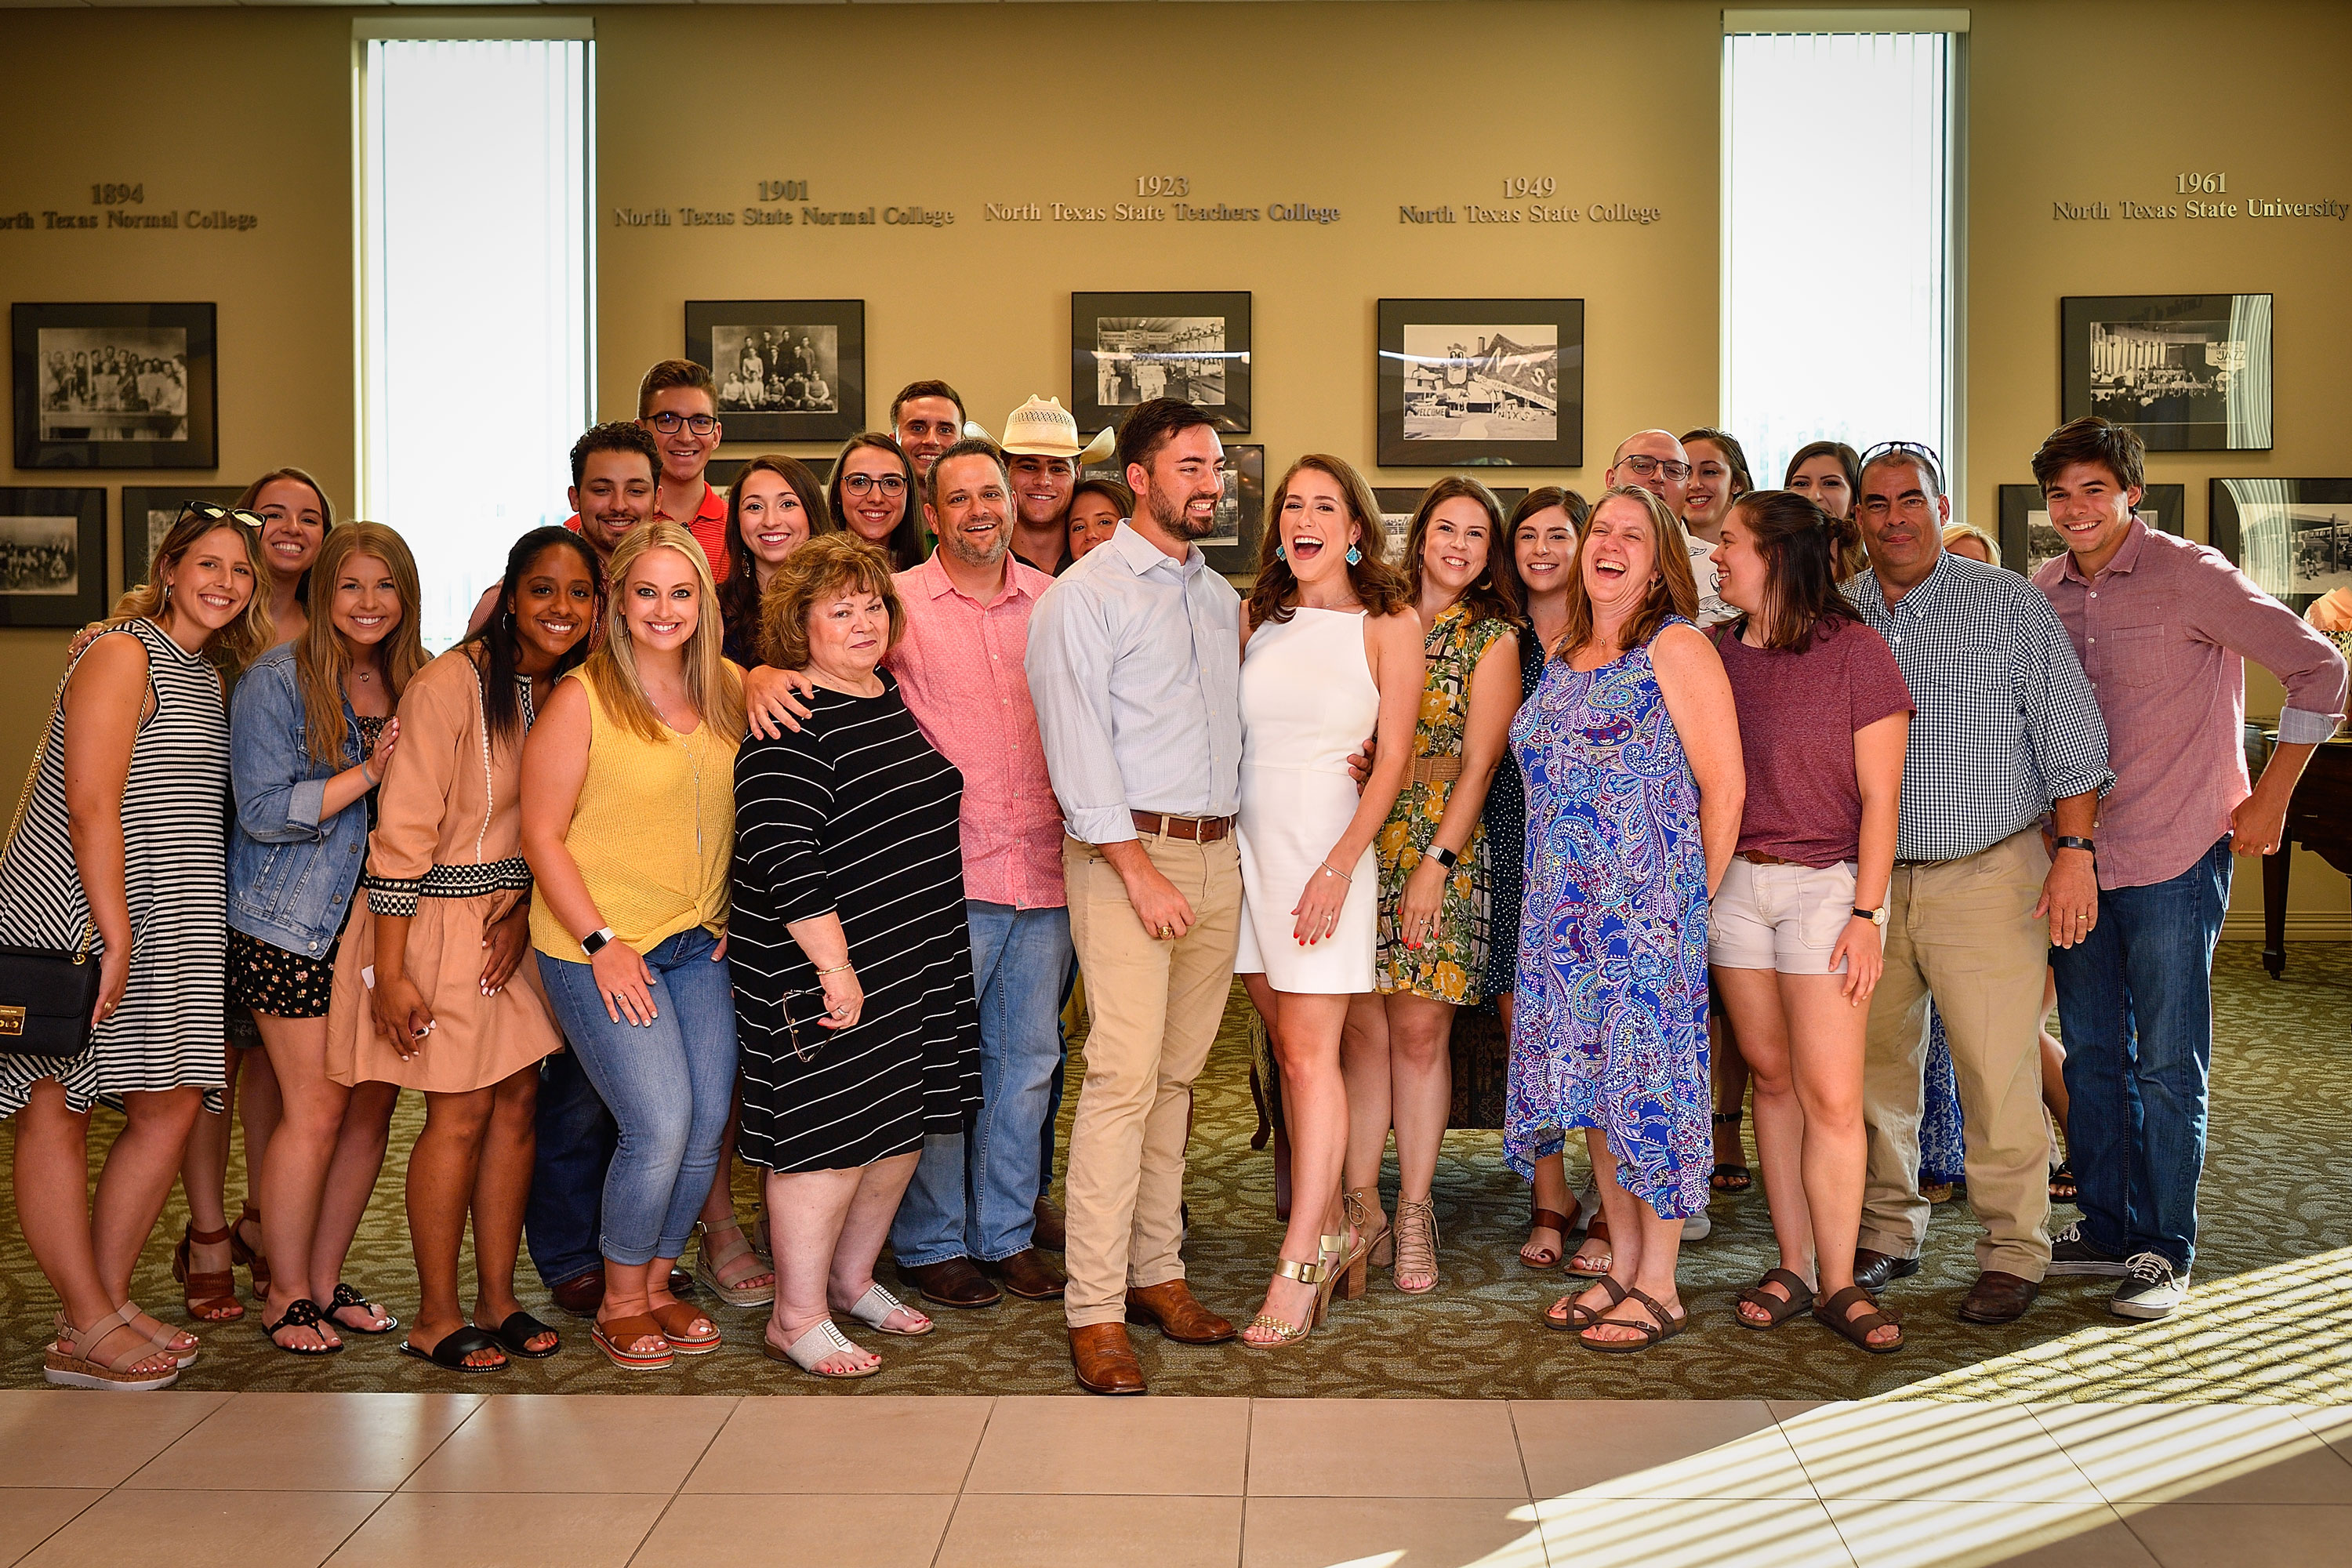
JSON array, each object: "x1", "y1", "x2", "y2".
[
  {"x1": 1860, "y1": 827, "x2": 2055, "y2": 1280},
  {"x1": 1061, "y1": 832, "x2": 1243, "y2": 1328}
]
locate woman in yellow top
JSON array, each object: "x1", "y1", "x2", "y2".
[
  {"x1": 521, "y1": 520, "x2": 745, "y2": 1372},
  {"x1": 1345, "y1": 477, "x2": 1521, "y2": 1294}
]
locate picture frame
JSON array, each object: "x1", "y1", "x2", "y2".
[
  {"x1": 1084, "y1": 442, "x2": 1264, "y2": 576},
  {"x1": 1996, "y1": 483, "x2": 2187, "y2": 579},
  {"x1": 2210, "y1": 477, "x2": 2352, "y2": 612},
  {"x1": 0, "y1": 487, "x2": 107, "y2": 628},
  {"x1": 2060, "y1": 294, "x2": 2273, "y2": 452},
  {"x1": 120, "y1": 485, "x2": 241, "y2": 590},
  {"x1": 1377, "y1": 298, "x2": 1583, "y2": 468},
  {"x1": 1374, "y1": 484, "x2": 1530, "y2": 568},
  {"x1": 1069, "y1": 291, "x2": 1250, "y2": 435},
  {"x1": 686, "y1": 300, "x2": 865, "y2": 445},
  {"x1": 13, "y1": 302, "x2": 218, "y2": 470}
]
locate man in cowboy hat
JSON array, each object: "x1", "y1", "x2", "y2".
[{"x1": 1001, "y1": 395, "x2": 1117, "y2": 575}]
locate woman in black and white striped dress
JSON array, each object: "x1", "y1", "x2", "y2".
[
  {"x1": 731, "y1": 535, "x2": 980, "y2": 1379},
  {"x1": 0, "y1": 505, "x2": 274, "y2": 1389}
]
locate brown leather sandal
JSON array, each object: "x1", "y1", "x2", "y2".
[
  {"x1": 1813, "y1": 1285, "x2": 1904, "y2": 1354},
  {"x1": 1577, "y1": 1287, "x2": 1686, "y2": 1354},
  {"x1": 648, "y1": 1299, "x2": 720, "y2": 1354},
  {"x1": 231, "y1": 1202, "x2": 270, "y2": 1301},
  {"x1": 1544, "y1": 1275, "x2": 1629, "y2": 1332},
  {"x1": 1736, "y1": 1268, "x2": 1817, "y2": 1330},
  {"x1": 1521, "y1": 1203, "x2": 1576, "y2": 1270},
  {"x1": 174, "y1": 1223, "x2": 246, "y2": 1322}
]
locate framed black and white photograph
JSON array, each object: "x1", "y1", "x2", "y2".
[
  {"x1": 0, "y1": 488, "x2": 107, "y2": 628},
  {"x1": 119, "y1": 485, "x2": 241, "y2": 589},
  {"x1": 1085, "y1": 442, "x2": 1263, "y2": 575},
  {"x1": 2211, "y1": 477, "x2": 2352, "y2": 612},
  {"x1": 1069, "y1": 292, "x2": 1250, "y2": 434},
  {"x1": 13, "y1": 303, "x2": 217, "y2": 470},
  {"x1": 1374, "y1": 485, "x2": 1530, "y2": 568},
  {"x1": 2061, "y1": 295, "x2": 2272, "y2": 452},
  {"x1": 684, "y1": 300, "x2": 864, "y2": 445},
  {"x1": 1997, "y1": 483, "x2": 2187, "y2": 579},
  {"x1": 1377, "y1": 299, "x2": 1582, "y2": 468}
]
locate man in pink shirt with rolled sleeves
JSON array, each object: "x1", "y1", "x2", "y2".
[
  {"x1": 882, "y1": 437, "x2": 1075, "y2": 1311},
  {"x1": 2031, "y1": 416, "x2": 2347, "y2": 1320}
]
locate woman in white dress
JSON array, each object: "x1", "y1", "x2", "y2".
[{"x1": 1235, "y1": 455, "x2": 1424, "y2": 1347}]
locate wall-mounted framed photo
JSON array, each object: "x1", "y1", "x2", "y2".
[
  {"x1": 2060, "y1": 294, "x2": 2272, "y2": 452},
  {"x1": 1085, "y1": 442, "x2": 1263, "y2": 575},
  {"x1": 1374, "y1": 483, "x2": 1530, "y2": 567},
  {"x1": 707, "y1": 456, "x2": 834, "y2": 495},
  {"x1": 1377, "y1": 299, "x2": 1582, "y2": 469},
  {"x1": 0, "y1": 487, "x2": 107, "y2": 627},
  {"x1": 13, "y1": 302, "x2": 217, "y2": 470},
  {"x1": 120, "y1": 485, "x2": 242, "y2": 590},
  {"x1": 685, "y1": 299, "x2": 864, "y2": 445},
  {"x1": 2211, "y1": 477, "x2": 2352, "y2": 612},
  {"x1": 1997, "y1": 483, "x2": 2187, "y2": 579},
  {"x1": 1070, "y1": 291, "x2": 1250, "y2": 435}
]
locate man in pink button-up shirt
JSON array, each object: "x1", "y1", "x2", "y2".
[
  {"x1": 881, "y1": 439, "x2": 1074, "y2": 1310},
  {"x1": 2031, "y1": 416, "x2": 2347, "y2": 1321}
]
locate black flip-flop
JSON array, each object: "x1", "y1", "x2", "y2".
[
  {"x1": 397, "y1": 1325, "x2": 509, "y2": 1373},
  {"x1": 482, "y1": 1310, "x2": 562, "y2": 1359},
  {"x1": 329, "y1": 1282, "x2": 399, "y2": 1334}
]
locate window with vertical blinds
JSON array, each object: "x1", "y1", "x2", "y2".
[
  {"x1": 1724, "y1": 28, "x2": 1955, "y2": 496},
  {"x1": 359, "y1": 31, "x2": 593, "y2": 648}
]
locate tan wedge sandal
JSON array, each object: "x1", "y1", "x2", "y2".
[
  {"x1": 691, "y1": 1218, "x2": 777, "y2": 1308},
  {"x1": 45, "y1": 1306, "x2": 181, "y2": 1391}
]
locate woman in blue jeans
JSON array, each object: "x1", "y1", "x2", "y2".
[{"x1": 521, "y1": 521, "x2": 746, "y2": 1371}]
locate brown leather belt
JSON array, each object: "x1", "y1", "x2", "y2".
[
  {"x1": 1132, "y1": 810, "x2": 1235, "y2": 843},
  {"x1": 1410, "y1": 756, "x2": 1464, "y2": 786},
  {"x1": 1737, "y1": 850, "x2": 1803, "y2": 866}
]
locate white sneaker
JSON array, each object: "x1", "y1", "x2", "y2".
[
  {"x1": 2110, "y1": 1252, "x2": 2188, "y2": 1319},
  {"x1": 1682, "y1": 1212, "x2": 1711, "y2": 1242}
]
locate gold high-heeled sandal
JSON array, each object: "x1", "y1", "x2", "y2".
[
  {"x1": 1338, "y1": 1190, "x2": 1390, "y2": 1301},
  {"x1": 1243, "y1": 1233, "x2": 1347, "y2": 1348},
  {"x1": 1392, "y1": 1197, "x2": 1441, "y2": 1294}
]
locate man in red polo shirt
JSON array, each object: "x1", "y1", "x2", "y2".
[{"x1": 598, "y1": 359, "x2": 731, "y2": 575}]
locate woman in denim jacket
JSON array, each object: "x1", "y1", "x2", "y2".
[{"x1": 230, "y1": 523, "x2": 426, "y2": 1354}]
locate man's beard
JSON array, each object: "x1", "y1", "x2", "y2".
[
  {"x1": 939, "y1": 521, "x2": 1008, "y2": 568},
  {"x1": 1145, "y1": 478, "x2": 1221, "y2": 540}
]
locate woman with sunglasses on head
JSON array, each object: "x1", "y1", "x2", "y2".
[
  {"x1": 0, "y1": 506, "x2": 274, "y2": 1388},
  {"x1": 230, "y1": 523, "x2": 426, "y2": 1354},
  {"x1": 1342, "y1": 477, "x2": 1522, "y2": 1295},
  {"x1": 326, "y1": 527, "x2": 598, "y2": 1371},
  {"x1": 826, "y1": 433, "x2": 927, "y2": 572}
]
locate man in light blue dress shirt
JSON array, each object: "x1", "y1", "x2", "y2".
[{"x1": 1026, "y1": 398, "x2": 1245, "y2": 1393}]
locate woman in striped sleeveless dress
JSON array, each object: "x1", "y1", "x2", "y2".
[{"x1": 0, "y1": 507, "x2": 273, "y2": 1389}]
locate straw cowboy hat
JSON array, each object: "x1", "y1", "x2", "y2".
[{"x1": 998, "y1": 395, "x2": 1117, "y2": 463}]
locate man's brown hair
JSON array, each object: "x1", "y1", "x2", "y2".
[
  {"x1": 637, "y1": 358, "x2": 717, "y2": 418},
  {"x1": 890, "y1": 379, "x2": 965, "y2": 427},
  {"x1": 2031, "y1": 415, "x2": 2146, "y2": 495}
]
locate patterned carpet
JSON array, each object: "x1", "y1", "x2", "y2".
[{"x1": 2, "y1": 943, "x2": 2345, "y2": 1402}]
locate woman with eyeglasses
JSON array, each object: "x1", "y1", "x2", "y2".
[
  {"x1": 731, "y1": 535, "x2": 979, "y2": 1377},
  {"x1": 231, "y1": 523, "x2": 427, "y2": 1355},
  {"x1": 826, "y1": 433, "x2": 928, "y2": 571},
  {"x1": 0, "y1": 506, "x2": 273, "y2": 1388}
]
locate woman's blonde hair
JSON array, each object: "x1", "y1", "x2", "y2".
[
  {"x1": 1556, "y1": 484, "x2": 1699, "y2": 660},
  {"x1": 109, "y1": 507, "x2": 276, "y2": 670},
  {"x1": 291, "y1": 523, "x2": 428, "y2": 763},
  {"x1": 1941, "y1": 521, "x2": 2002, "y2": 566},
  {"x1": 586, "y1": 520, "x2": 746, "y2": 742},
  {"x1": 759, "y1": 533, "x2": 906, "y2": 673}
]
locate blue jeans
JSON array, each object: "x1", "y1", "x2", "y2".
[
  {"x1": 2050, "y1": 834, "x2": 2231, "y2": 1275},
  {"x1": 535, "y1": 927, "x2": 739, "y2": 1267},
  {"x1": 893, "y1": 902, "x2": 1073, "y2": 1265},
  {"x1": 524, "y1": 1045, "x2": 615, "y2": 1289}
]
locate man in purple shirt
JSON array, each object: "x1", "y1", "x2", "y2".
[{"x1": 2031, "y1": 416, "x2": 2347, "y2": 1319}]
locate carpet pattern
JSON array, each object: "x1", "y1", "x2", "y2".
[{"x1": 2, "y1": 944, "x2": 2345, "y2": 1402}]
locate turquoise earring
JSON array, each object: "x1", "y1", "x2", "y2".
[
  {"x1": 1345, "y1": 544, "x2": 1363, "y2": 565},
  {"x1": 1273, "y1": 543, "x2": 1286, "y2": 561}
]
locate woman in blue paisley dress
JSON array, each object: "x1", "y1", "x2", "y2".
[{"x1": 1505, "y1": 485, "x2": 1745, "y2": 1352}]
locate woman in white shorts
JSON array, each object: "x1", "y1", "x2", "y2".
[{"x1": 1707, "y1": 489, "x2": 1913, "y2": 1354}]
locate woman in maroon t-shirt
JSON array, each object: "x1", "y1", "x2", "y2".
[{"x1": 1709, "y1": 490, "x2": 1913, "y2": 1354}]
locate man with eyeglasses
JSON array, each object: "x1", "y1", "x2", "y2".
[
  {"x1": 1606, "y1": 429, "x2": 1730, "y2": 626},
  {"x1": 1842, "y1": 441, "x2": 2113, "y2": 1327},
  {"x1": 633, "y1": 359, "x2": 731, "y2": 575},
  {"x1": 892, "y1": 379, "x2": 968, "y2": 484}
]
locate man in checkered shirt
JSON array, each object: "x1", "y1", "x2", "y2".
[{"x1": 1840, "y1": 444, "x2": 2112, "y2": 1327}]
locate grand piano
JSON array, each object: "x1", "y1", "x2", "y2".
[{"x1": 2259, "y1": 731, "x2": 2352, "y2": 978}]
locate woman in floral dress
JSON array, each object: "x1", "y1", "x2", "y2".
[
  {"x1": 1506, "y1": 486, "x2": 1744, "y2": 1352},
  {"x1": 1341, "y1": 477, "x2": 1520, "y2": 1294}
]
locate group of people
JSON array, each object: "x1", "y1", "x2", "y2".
[{"x1": 1, "y1": 354, "x2": 2341, "y2": 1394}]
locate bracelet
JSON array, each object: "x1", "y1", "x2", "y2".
[
  {"x1": 359, "y1": 758, "x2": 378, "y2": 786},
  {"x1": 1318, "y1": 862, "x2": 1351, "y2": 884},
  {"x1": 814, "y1": 962, "x2": 853, "y2": 976}
]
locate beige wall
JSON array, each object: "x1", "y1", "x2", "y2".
[{"x1": 2, "y1": 0, "x2": 2346, "y2": 931}]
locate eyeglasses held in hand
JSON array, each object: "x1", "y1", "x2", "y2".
[
  {"x1": 178, "y1": 499, "x2": 267, "y2": 531},
  {"x1": 843, "y1": 473, "x2": 907, "y2": 497},
  {"x1": 648, "y1": 412, "x2": 720, "y2": 436},
  {"x1": 1616, "y1": 453, "x2": 1693, "y2": 483},
  {"x1": 778, "y1": 988, "x2": 833, "y2": 1063}
]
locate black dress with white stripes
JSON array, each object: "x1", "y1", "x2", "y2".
[
  {"x1": 731, "y1": 671, "x2": 980, "y2": 1174},
  {"x1": 0, "y1": 620, "x2": 229, "y2": 1115}
]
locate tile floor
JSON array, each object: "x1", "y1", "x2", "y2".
[{"x1": 0, "y1": 1391, "x2": 2345, "y2": 1567}]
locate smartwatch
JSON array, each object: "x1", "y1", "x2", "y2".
[
  {"x1": 2053, "y1": 836, "x2": 2096, "y2": 855},
  {"x1": 1428, "y1": 845, "x2": 1460, "y2": 871},
  {"x1": 581, "y1": 926, "x2": 616, "y2": 956}
]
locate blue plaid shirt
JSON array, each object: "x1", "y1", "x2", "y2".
[{"x1": 1842, "y1": 550, "x2": 2112, "y2": 862}]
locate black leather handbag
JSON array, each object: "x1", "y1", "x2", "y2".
[{"x1": 0, "y1": 686, "x2": 100, "y2": 1059}]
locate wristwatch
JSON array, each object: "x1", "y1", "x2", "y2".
[
  {"x1": 1427, "y1": 845, "x2": 1459, "y2": 870},
  {"x1": 581, "y1": 926, "x2": 616, "y2": 956},
  {"x1": 1853, "y1": 906, "x2": 1887, "y2": 927},
  {"x1": 2053, "y1": 836, "x2": 2096, "y2": 855}
]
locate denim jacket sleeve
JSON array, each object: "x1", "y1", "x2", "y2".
[{"x1": 230, "y1": 653, "x2": 346, "y2": 843}]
